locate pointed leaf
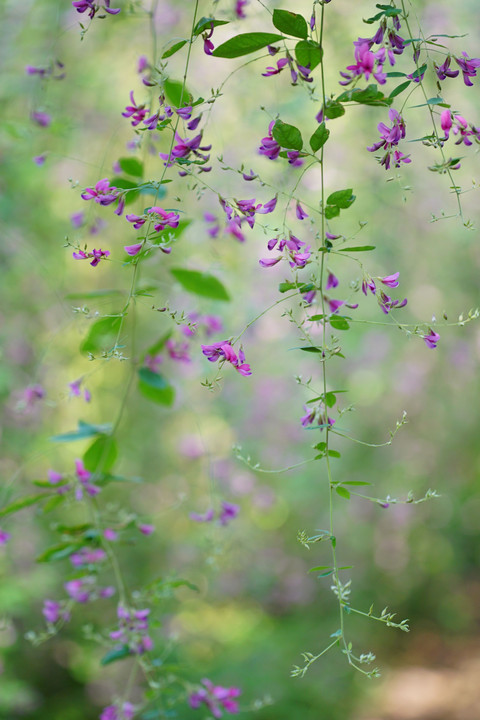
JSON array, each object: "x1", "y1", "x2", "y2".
[
  {"x1": 310, "y1": 122, "x2": 330, "y2": 152},
  {"x1": 100, "y1": 646, "x2": 131, "y2": 666},
  {"x1": 0, "y1": 493, "x2": 48, "y2": 518},
  {"x1": 212, "y1": 33, "x2": 284, "y2": 59},
  {"x1": 83, "y1": 436, "x2": 118, "y2": 474},
  {"x1": 295, "y1": 39, "x2": 323, "y2": 70},
  {"x1": 272, "y1": 120, "x2": 303, "y2": 151},
  {"x1": 162, "y1": 39, "x2": 188, "y2": 59},
  {"x1": 336, "y1": 486, "x2": 351, "y2": 500},
  {"x1": 170, "y1": 268, "x2": 230, "y2": 301},
  {"x1": 80, "y1": 316, "x2": 122, "y2": 355},
  {"x1": 138, "y1": 369, "x2": 175, "y2": 407},
  {"x1": 272, "y1": 9, "x2": 308, "y2": 39},
  {"x1": 326, "y1": 189, "x2": 355, "y2": 209},
  {"x1": 388, "y1": 80, "x2": 411, "y2": 99},
  {"x1": 193, "y1": 17, "x2": 229, "y2": 36},
  {"x1": 51, "y1": 421, "x2": 112, "y2": 443}
]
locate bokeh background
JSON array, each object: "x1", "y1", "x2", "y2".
[{"x1": 1, "y1": 0, "x2": 480, "y2": 718}]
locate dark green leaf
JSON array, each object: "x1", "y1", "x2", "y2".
[
  {"x1": 324, "y1": 205, "x2": 340, "y2": 219},
  {"x1": 389, "y1": 80, "x2": 411, "y2": 99},
  {"x1": 324, "y1": 100, "x2": 345, "y2": 119},
  {"x1": 272, "y1": 9, "x2": 308, "y2": 39},
  {"x1": 138, "y1": 369, "x2": 175, "y2": 407},
  {"x1": 100, "y1": 646, "x2": 131, "y2": 666},
  {"x1": 309, "y1": 122, "x2": 330, "y2": 152},
  {"x1": 330, "y1": 316, "x2": 350, "y2": 331},
  {"x1": 118, "y1": 157, "x2": 144, "y2": 178},
  {"x1": 337, "y1": 245, "x2": 376, "y2": 252},
  {"x1": 278, "y1": 281, "x2": 315, "y2": 294},
  {"x1": 170, "y1": 268, "x2": 230, "y2": 301},
  {"x1": 326, "y1": 189, "x2": 355, "y2": 209},
  {"x1": 385, "y1": 71, "x2": 407, "y2": 77},
  {"x1": 212, "y1": 33, "x2": 284, "y2": 59},
  {"x1": 80, "y1": 316, "x2": 122, "y2": 355},
  {"x1": 110, "y1": 177, "x2": 140, "y2": 206},
  {"x1": 42, "y1": 495, "x2": 66, "y2": 514},
  {"x1": 409, "y1": 63, "x2": 427, "y2": 80},
  {"x1": 162, "y1": 39, "x2": 188, "y2": 59},
  {"x1": 51, "y1": 420, "x2": 112, "y2": 443},
  {"x1": 193, "y1": 17, "x2": 229, "y2": 36},
  {"x1": 36, "y1": 542, "x2": 81, "y2": 563},
  {"x1": 336, "y1": 84, "x2": 392, "y2": 106},
  {"x1": 83, "y1": 436, "x2": 118, "y2": 474},
  {"x1": 295, "y1": 39, "x2": 323, "y2": 70},
  {"x1": 308, "y1": 565, "x2": 332, "y2": 573},
  {"x1": 336, "y1": 486, "x2": 351, "y2": 500},
  {"x1": 272, "y1": 120, "x2": 303, "y2": 151},
  {"x1": 0, "y1": 493, "x2": 47, "y2": 518},
  {"x1": 296, "y1": 346, "x2": 324, "y2": 353}
]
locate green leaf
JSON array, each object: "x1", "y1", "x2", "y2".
[
  {"x1": 138, "y1": 369, "x2": 175, "y2": 407},
  {"x1": 308, "y1": 314, "x2": 325, "y2": 322},
  {"x1": 164, "y1": 79, "x2": 191, "y2": 107},
  {"x1": 100, "y1": 646, "x2": 131, "y2": 666},
  {"x1": 328, "y1": 450, "x2": 341, "y2": 458},
  {"x1": 326, "y1": 189, "x2": 355, "y2": 209},
  {"x1": 343, "y1": 481, "x2": 372, "y2": 486},
  {"x1": 278, "y1": 281, "x2": 315, "y2": 294},
  {"x1": 51, "y1": 420, "x2": 112, "y2": 443},
  {"x1": 193, "y1": 17, "x2": 229, "y2": 36},
  {"x1": 42, "y1": 495, "x2": 66, "y2": 514},
  {"x1": 385, "y1": 71, "x2": 407, "y2": 78},
  {"x1": 329, "y1": 316, "x2": 350, "y2": 331},
  {"x1": 313, "y1": 442, "x2": 327, "y2": 451},
  {"x1": 170, "y1": 268, "x2": 230, "y2": 301},
  {"x1": 83, "y1": 436, "x2": 118, "y2": 474},
  {"x1": 308, "y1": 565, "x2": 332, "y2": 574},
  {"x1": 118, "y1": 157, "x2": 144, "y2": 178},
  {"x1": 295, "y1": 39, "x2": 323, "y2": 70},
  {"x1": 272, "y1": 9, "x2": 308, "y2": 39},
  {"x1": 80, "y1": 316, "x2": 122, "y2": 355},
  {"x1": 336, "y1": 486, "x2": 351, "y2": 500},
  {"x1": 324, "y1": 205, "x2": 340, "y2": 219},
  {"x1": 309, "y1": 122, "x2": 330, "y2": 152},
  {"x1": 296, "y1": 346, "x2": 324, "y2": 353},
  {"x1": 388, "y1": 80, "x2": 411, "y2": 99},
  {"x1": 409, "y1": 63, "x2": 427, "y2": 80},
  {"x1": 212, "y1": 33, "x2": 284, "y2": 59},
  {"x1": 0, "y1": 493, "x2": 47, "y2": 518},
  {"x1": 324, "y1": 392, "x2": 336, "y2": 408},
  {"x1": 336, "y1": 84, "x2": 392, "y2": 107},
  {"x1": 36, "y1": 542, "x2": 81, "y2": 563},
  {"x1": 272, "y1": 120, "x2": 303, "y2": 151},
  {"x1": 324, "y1": 100, "x2": 345, "y2": 119},
  {"x1": 162, "y1": 39, "x2": 188, "y2": 59},
  {"x1": 110, "y1": 177, "x2": 140, "y2": 206},
  {"x1": 337, "y1": 245, "x2": 375, "y2": 252}
]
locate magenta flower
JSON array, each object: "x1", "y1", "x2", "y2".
[
  {"x1": 33, "y1": 154, "x2": 47, "y2": 166},
  {"x1": 441, "y1": 109, "x2": 453, "y2": 137},
  {"x1": 378, "y1": 291, "x2": 407, "y2": 314},
  {"x1": 122, "y1": 91, "x2": 149, "y2": 126},
  {"x1": 21, "y1": 384, "x2": 45, "y2": 410},
  {"x1": 138, "y1": 523, "x2": 155, "y2": 535},
  {"x1": 124, "y1": 243, "x2": 143, "y2": 256},
  {"x1": 379, "y1": 272, "x2": 400, "y2": 288},
  {"x1": 435, "y1": 56, "x2": 459, "y2": 81},
  {"x1": 144, "y1": 354, "x2": 163, "y2": 373},
  {"x1": 31, "y1": 111, "x2": 51, "y2": 127},
  {"x1": 423, "y1": 328, "x2": 440, "y2": 349},
  {"x1": 362, "y1": 278, "x2": 376, "y2": 296},
  {"x1": 326, "y1": 272, "x2": 339, "y2": 290},
  {"x1": 0, "y1": 529, "x2": 11, "y2": 546},
  {"x1": 110, "y1": 606, "x2": 153, "y2": 655},
  {"x1": 104, "y1": 528, "x2": 118, "y2": 541},
  {"x1": 73, "y1": 247, "x2": 110, "y2": 267},
  {"x1": 72, "y1": 0, "x2": 120, "y2": 18},
  {"x1": 42, "y1": 600, "x2": 65, "y2": 624},
  {"x1": 100, "y1": 703, "x2": 135, "y2": 720},
  {"x1": 81, "y1": 178, "x2": 119, "y2": 206},
  {"x1": 74, "y1": 458, "x2": 101, "y2": 498},
  {"x1": 218, "y1": 502, "x2": 240, "y2": 526},
  {"x1": 189, "y1": 679, "x2": 241, "y2": 717},
  {"x1": 48, "y1": 469, "x2": 64, "y2": 485},
  {"x1": 70, "y1": 547, "x2": 107, "y2": 567},
  {"x1": 203, "y1": 22, "x2": 215, "y2": 55},
  {"x1": 455, "y1": 52, "x2": 480, "y2": 86},
  {"x1": 190, "y1": 508, "x2": 215, "y2": 523},
  {"x1": 340, "y1": 40, "x2": 386, "y2": 86},
  {"x1": 295, "y1": 202, "x2": 308, "y2": 220},
  {"x1": 166, "y1": 339, "x2": 191, "y2": 363},
  {"x1": 258, "y1": 121, "x2": 281, "y2": 160},
  {"x1": 235, "y1": 0, "x2": 248, "y2": 18},
  {"x1": 367, "y1": 108, "x2": 411, "y2": 169},
  {"x1": 262, "y1": 57, "x2": 288, "y2": 77},
  {"x1": 201, "y1": 342, "x2": 251, "y2": 376}
]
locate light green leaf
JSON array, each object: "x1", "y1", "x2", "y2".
[
  {"x1": 80, "y1": 316, "x2": 122, "y2": 355},
  {"x1": 170, "y1": 268, "x2": 230, "y2": 301},
  {"x1": 83, "y1": 436, "x2": 118, "y2": 474},
  {"x1": 336, "y1": 486, "x2": 351, "y2": 500},
  {"x1": 162, "y1": 40, "x2": 188, "y2": 59},
  {"x1": 118, "y1": 157, "x2": 144, "y2": 178},
  {"x1": 138, "y1": 368, "x2": 175, "y2": 407},
  {"x1": 51, "y1": 420, "x2": 112, "y2": 443},
  {"x1": 0, "y1": 493, "x2": 48, "y2": 519}
]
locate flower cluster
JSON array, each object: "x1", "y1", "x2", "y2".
[
  {"x1": 189, "y1": 678, "x2": 241, "y2": 718},
  {"x1": 201, "y1": 342, "x2": 252, "y2": 376},
  {"x1": 367, "y1": 108, "x2": 411, "y2": 169},
  {"x1": 190, "y1": 501, "x2": 240, "y2": 525},
  {"x1": 65, "y1": 577, "x2": 115, "y2": 603},
  {"x1": 72, "y1": 247, "x2": 110, "y2": 267},
  {"x1": 110, "y1": 605, "x2": 153, "y2": 655},
  {"x1": 71, "y1": 0, "x2": 120, "y2": 19},
  {"x1": 362, "y1": 271, "x2": 408, "y2": 314},
  {"x1": 100, "y1": 703, "x2": 135, "y2": 720},
  {"x1": 440, "y1": 109, "x2": 480, "y2": 146},
  {"x1": 301, "y1": 402, "x2": 335, "y2": 429},
  {"x1": 340, "y1": 15, "x2": 405, "y2": 85},
  {"x1": 259, "y1": 234, "x2": 311, "y2": 269}
]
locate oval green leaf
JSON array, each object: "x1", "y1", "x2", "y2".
[
  {"x1": 212, "y1": 33, "x2": 284, "y2": 59},
  {"x1": 272, "y1": 120, "x2": 303, "y2": 151},
  {"x1": 310, "y1": 122, "x2": 330, "y2": 152},
  {"x1": 272, "y1": 9, "x2": 308, "y2": 39},
  {"x1": 170, "y1": 268, "x2": 230, "y2": 301}
]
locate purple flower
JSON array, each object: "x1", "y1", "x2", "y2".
[
  {"x1": 33, "y1": 154, "x2": 47, "y2": 166},
  {"x1": 378, "y1": 291, "x2": 407, "y2": 314},
  {"x1": 326, "y1": 272, "x2": 339, "y2": 290},
  {"x1": 144, "y1": 354, "x2": 163, "y2": 373},
  {"x1": 435, "y1": 56, "x2": 459, "y2": 81},
  {"x1": 166, "y1": 339, "x2": 191, "y2": 363},
  {"x1": 138, "y1": 523, "x2": 155, "y2": 535},
  {"x1": 21, "y1": 384, "x2": 45, "y2": 410},
  {"x1": 73, "y1": 247, "x2": 110, "y2": 267},
  {"x1": 110, "y1": 606, "x2": 153, "y2": 655},
  {"x1": 262, "y1": 58, "x2": 288, "y2": 77},
  {"x1": 0, "y1": 529, "x2": 11, "y2": 546},
  {"x1": 74, "y1": 458, "x2": 101, "y2": 498},
  {"x1": 104, "y1": 528, "x2": 118, "y2": 541},
  {"x1": 48, "y1": 469, "x2": 64, "y2": 485},
  {"x1": 340, "y1": 40, "x2": 386, "y2": 86},
  {"x1": 203, "y1": 22, "x2": 215, "y2": 56},
  {"x1": 455, "y1": 52, "x2": 480, "y2": 87},
  {"x1": 441, "y1": 109, "x2": 453, "y2": 137},
  {"x1": 235, "y1": 0, "x2": 248, "y2": 18},
  {"x1": 367, "y1": 108, "x2": 411, "y2": 169},
  {"x1": 423, "y1": 329, "x2": 440, "y2": 349},
  {"x1": 190, "y1": 508, "x2": 215, "y2": 523},
  {"x1": 124, "y1": 243, "x2": 143, "y2": 256},
  {"x1": 122, "y1": 91, "x2": 149, "y2": 126},
  {"x1": 100, "y1": 703, "x2": 134, "y2": 720},
  {"x1": 218, "y1": 502, "x2": 240, "y2": 526},
  {"x1": 70, "y1": 547, "x2": 107, "y2": 567},
  {"x1": 201, "y1": 342, "x2": 252, "y2": 376},
  {"x1": 31, "y1": 111, "x2": 51, "y2": 127},
  {"x1": 189, "y1": 679, "x2": 241, "y2": 717},
  {"x1": 258, "y1": 121, "x2": 281, "y2": 160},
  {"x1": 81, "y1": 178, "x2": 119, "y2": 206},
  {"x1": 71, "y1": 211, "x2": 85, "y2": 228},
  {"x1": 295, "y1": 202, "x2": 308, "y2": 220},
  {"x1": 379, "y1": 272, "x2": 400, "y2": 288},
  {"x1": 362, "y1": 278, "x2": 376, "y2": 296}
]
